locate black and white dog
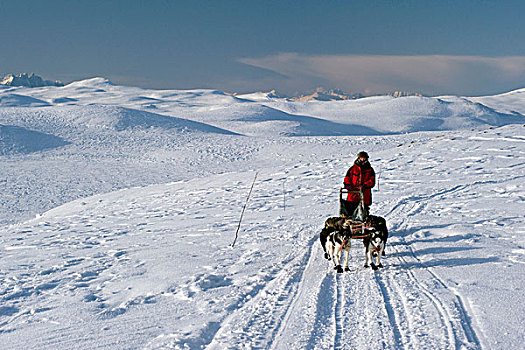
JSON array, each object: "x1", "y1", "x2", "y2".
[
  {"x1": 320, "y1": 215, "x2": 388, "y2": 272},
  {"x1": 320, "y1": 217, "x2": 353, "y2": 273},
  {"x1": 362, "y1": 215, "x2": 389, "y2": 270}
]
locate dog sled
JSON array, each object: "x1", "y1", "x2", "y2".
[
  {"x1": 338, "y1": 188, "x2": 370, "y2": 238},
  {"x1": 319, "y1": 188, "x2": 389, "y2": 272}
]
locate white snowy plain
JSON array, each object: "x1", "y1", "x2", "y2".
[{"x1": 0, "y1": 79, "x2": 524, "y2": 349}]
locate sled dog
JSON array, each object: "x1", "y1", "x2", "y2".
[
  {"x1": 320, "y1": 216, "x2": 351, "y2": 259},
  {"x1": 320, "y1": 215, "x2": 389, "y2": 272},
  {"x1": 362, "y1": 215, "x2": 388, "y2": 270},
  {"x1": 320, "y1": 217, "x2": 353, "y2": 273}
]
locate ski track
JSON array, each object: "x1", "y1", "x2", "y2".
[
  {"x1": 399, "y1": 239, "x2": 482, "y2": 350},
  {"x1": 206, "y1": 232, "x2": 319, "y2": 350},
  {"x1": 333, "y1": 274, "x2": 345, "y2": 350},
  {"x1": 381, "y1": 194, "x2": 483, "y2": 350},
  {"x1": 383, "y1": 239, "x2": 482, "y2": 350},
  {"x1": 271, "y1": 239, "x2": 333, "y2": 350},
  {"x1": 305, "y1": 273, "x2": 336, "y2": 350},
  {"x1": 373, "y1": 273, "x2": 406, "y2": 349}
]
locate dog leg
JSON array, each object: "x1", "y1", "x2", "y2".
[
  {"x1": 364, "y1": 245, "x2": 370, "y2": 268},
  {"x1": 325, "y1": 242, "x2": 336, "y2": 269},
  {"x1": 330, "y1": 245, "x2": 338, "y2": 268},
  {"x1": 320, "y1": 228, "x2": 331, "y2": 260},
  {"x1": 335, "y1": 247, "x2": 341, "y2": 268},
  {"x1": 344, "y1": 248, "x2": 351, "y2": 272},
  {"x1": 334, "y1": 246, "x2": 344, "y2": 273},
  {"x1": 367, "y1": 246, "x2": 375, "y2": 269},
  {"x1": 377, "y1": 246, "x2": 384, "y2": 268},
  {"x1": 371, "y1": 249, "x2": 379, "y2": 270},
  {"x1": 383, "y1": 222, "x2": 389, "y2": 256}
]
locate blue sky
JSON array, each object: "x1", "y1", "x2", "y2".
[{"x1": 1, "y1": 0, "x2": 524, "y2": 95}]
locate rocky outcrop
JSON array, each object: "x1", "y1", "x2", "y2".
[
  {"x1": 292, "y1": 88, "x2": 363, "y2": 102},
  {"x1": 1, "y1": 73, "x2": 64, "y2": 87}
]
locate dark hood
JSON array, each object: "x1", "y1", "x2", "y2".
[{"x1": 354, "y1": 158, "x2": 371, "y2": 169}]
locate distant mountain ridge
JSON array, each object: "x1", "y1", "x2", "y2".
[
  {"x1": 1, "y1": 73, "x2": 64, "y2": 87},
  {"x1": 291, "y1": 88, "x2": 364, "y2": 101},
  {"x1": 0, "y1": 73, "x2": 424, "y2": 99},
  {"x1": 239, "y1": 87, "x2": 423, "y2": 102}
]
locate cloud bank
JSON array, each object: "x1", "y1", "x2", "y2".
[{"x1": 239, "y1": 54, "x2": 525, "y2": 96}]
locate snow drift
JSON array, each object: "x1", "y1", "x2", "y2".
[
  {"x1": 0, "y1": 94, "x2": 50, "y2": 107},
  {"x1": 0, "y1": 124, "x2": 69, "y2": 155}
]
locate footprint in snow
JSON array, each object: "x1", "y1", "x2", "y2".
[
  {"x1": 191, "y1": 274, "x2": 233, "y2": 291},
  {"x1": 64, "y1": 258, "x2": 86, "y2": 267},
  {"x1": 0, "y1": 306, "x2": 19, "y2": 317},
  {"x1": 113, "y1": 250, "x2": 127, "y2": 258},
  {"x1": 96, "y1": 294, "x2": 157, "y2": 319}
]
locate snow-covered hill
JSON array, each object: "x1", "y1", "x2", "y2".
[
  {"x1": 0, "y1": 79, "x2": 523, "y2": 349},
  {"x1": 2, "y1": 78, "x2": 522, "y2": 136}
]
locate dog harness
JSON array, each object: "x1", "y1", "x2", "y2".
[{"x1": 347, "y1": 221, "x2": 373, "y2": 239}]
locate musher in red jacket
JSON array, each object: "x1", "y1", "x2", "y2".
[{"x1": 341, "y1": 151, "x2": 376, "y2": 218}]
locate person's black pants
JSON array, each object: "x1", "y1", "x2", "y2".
[{"x1": 339, "y1": 199, "x2": 369, "y2": 218}]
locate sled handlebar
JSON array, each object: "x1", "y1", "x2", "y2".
[
  {"x1": 339, "y1": 188, "x2": 362, "y2": 194},
  {"x1": 339, "y1": 188, "x2": 364, "y2": 201}
]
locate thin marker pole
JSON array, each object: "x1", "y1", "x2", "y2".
[
  {"x1": 283, "y1": 181, "x2": 286, "y2": 212},
  {"x1": 377, "y1": 164, "x2": 382, "y2": 191},
  {"x1": 232, "y1": 172, "x2": 258, "y2": 248}
]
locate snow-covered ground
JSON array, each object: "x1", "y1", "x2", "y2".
[{"x1": 0, "y1": 80, "x2": 524, "y2": 349}]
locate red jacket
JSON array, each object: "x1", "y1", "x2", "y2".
[{"x1": 343, "y1": 159, "x2": 375, "y2": 205}]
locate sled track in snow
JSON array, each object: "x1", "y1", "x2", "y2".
[
  {"x1": 206, "y1": 233, "x2": 320, "y2": 349},
  {"x1": 305, "y1": 273, "x2": 336, "y2": 349},
  {"x1": 333, "y1": 274, "x2": 346, "y2": 350},
  {"x1": 206, "y1": 191, "x2": 485, "y2": 350},
  {"x1": 382, "y1": 196, "x2": 483, "y2": 350},
  {"x1": 397, "y1": 236, "x2": 483, "y2": 349},
  {"x1": 374, "y1": 274, "x2": 405, "y2": 349}
]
